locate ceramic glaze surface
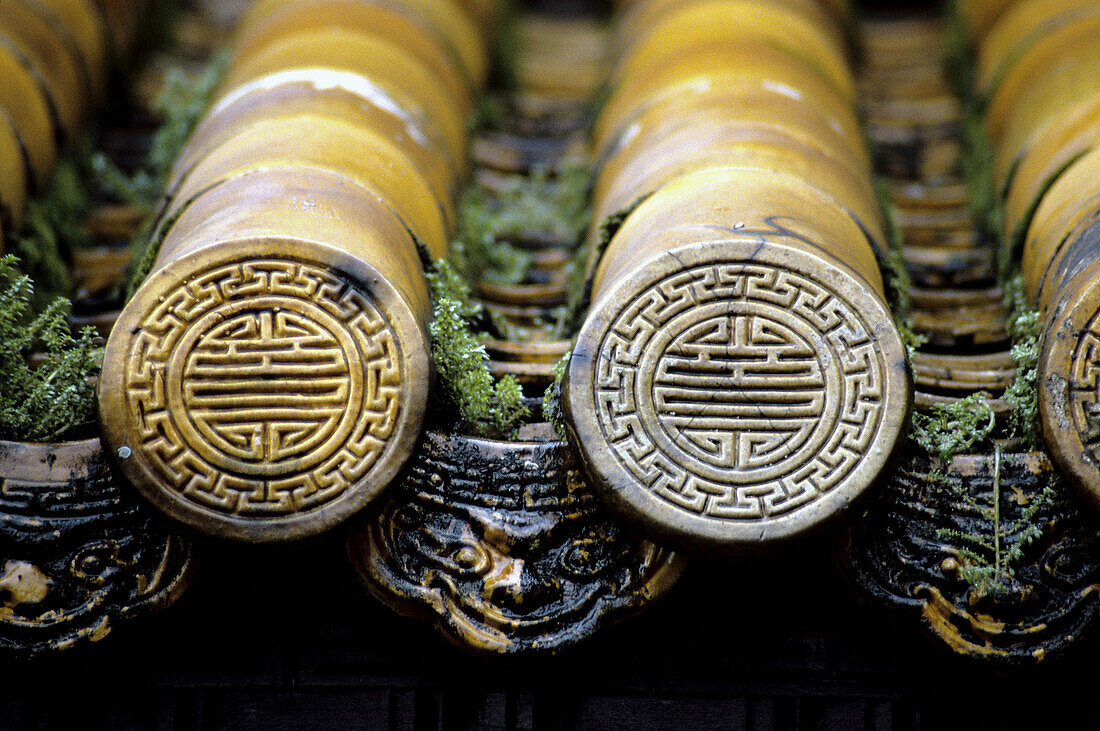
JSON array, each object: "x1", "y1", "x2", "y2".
[
  {"x1": 566, "y1": 241, "x2": 908, "y2": 550},
  {"x1": 101, "y1": 253, "x2": 426, "y2": 541}
]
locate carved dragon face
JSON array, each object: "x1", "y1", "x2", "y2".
[
  {"x1": 847, "y1": 453, "x2": 1100, "y2": 663},
  {"x1": 0, "y1": 440, "x2": 192, "y2": 658},
  {"x1": 349, "y1": 432, "x2": 683, "y2": 653},
  {"x1": 915, "y1": 525, "x2": 1100, "y2": 662},
  {"x1": 376, "y1": 498, "x2": 660, "y2": 649},
  {"x1": 0, "y1": 508, "x2": 150, "y2": 650}
]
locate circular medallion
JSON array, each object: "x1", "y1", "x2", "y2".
[
  {"x1": 1039, "y1": 261, "x2": 1100, "y2": 510},
  {"x1": 99, "y1": 240, "x2": 430, "y2": 541},
  {"x1": 565, "y1": 240, "x2": 910, "y2": 550}
]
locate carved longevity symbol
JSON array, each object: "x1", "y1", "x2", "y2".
[
  {"x1": 125, "y1": 260, "x2": 403, "y2": 517},
  {"x1": 594, "y1": 263, "x2": 886, "y2": 521},
  {"x1": 651, "y1": 311, "x2": 827, "y2": 472},
  {"x1": 179, "y1": 307, "x2": 354, "y2": 472},
  {"x1": 1069, "y1": 307, "x2": 1100, "y2": 461}
]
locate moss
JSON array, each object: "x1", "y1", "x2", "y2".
[
  {"x1": 910, "y1": 393, "x2": 997, "y2": 464},
  {"x1": 451, "y1": 157, "x2": 591, "y2": 288},
  {"x1": 884, "y1": 5, "x2": 1059, "y2": 600},
  {"x1": 3, "y1": 143, "x2": 103, "y2": 308},
  {"x1": 145, "y1": 51, "x2": 230, "y2": 186},
  {"x1": 7, "y1": 205, "x2": 75, "y2": 313},
  {"x1": 449, "y1": 184, "x2": 532, "y2": 286},
  {"x1": 427, "y1": 260, "x2": 529, "y2": 439},
  {"x1": 89, "y1": 153, "x2": 159, "y2": 207},
  {"x1": 501, "y1": 157, "x2": 590, "y2": 242},
  {"x1": 485, "y1": 308, "x2": 526, "y2": 342},
  {"x1": 120, "y1": 51, "x2": 229, "y2": 294},
  {"x1": 914, "y1": 12, "x2": 1061, "y2": 598},
  {"x1": 541, "y1": 349, "x2": 571, "y2": 441},
  {"x1": 0, "y1": 255, "x2": 101, "y2": 442},
  {"x1": 560, "y1": 195, "x2": 644, "y2": 337},
  {"x1": 1001, "y1": 274, "x2": 1042, "y2": 449},
  {"x1": 94, "y1": 51, "x2": 230, "y2": 212},
  {"x1": 935, "y1": 446, "x2": 1059, "y2": 596},
  {"x1": 435, "y1": 87, "x2": 593, "y2": 437},
  {"x1": 896, "y1": 316, "x2": 929, "y2": 361}
]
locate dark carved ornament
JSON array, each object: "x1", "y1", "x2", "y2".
[
  {"x1": 349, "y1": 430, "x2": 686, "y2": 654},
  {"x1": 0, "y1": 438, "x2": 195, "y2": 659},
  {"x1": 844, "y1": 450, "x2": 1100, "y2": 663}
]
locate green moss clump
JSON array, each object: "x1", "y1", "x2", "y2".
[
  {"x1": 541, "y1": 350, "x2": 571, "y2": 441},
  {"x1": 120, "y1": 51, "x2": 229, "y2": 294},
  {"x1": 936, "y1": 446, "x2": 1059, "y2": 596},
  {"x1": 450, "y1": 185, "x2": 533, "y2": 286},
  {"x1": 1002, "y1": 274, "x2": 1042, "y2": 449},
  {"x1": 0, "y1": 255, "x2": 101, "y2": 442},
  {"x1": 145, "y1": 51, "x2": 230, "y2": 188},
  {"x1": 442, "y1": 159, "x2": 591, "y2": 434},
  {"x1": 910, "y1": 393, "x2": 997, "y2": 464},
  {"x1": 428, "y1": 260, "x2": 529, "y2": 439},
  {"x1": 94, "y1": 51, "x2": 230, "y2": 210},
  {"x1": 4, "y1": 144, "x2": 104, "y2": 309},
  {"x1": 451, "y1": 159, "x2": 591, "y2": 288},
  {"x1": 89, "y1": 148, "x2": 158, "y2": 209},
  {"x1": 7, "y1": 205, "x2": 76, "y2": 313},
  {"x1": 896, "y1": 318, "x2": 929, "y2": 361},
  {"x1": 490, "y1": 158, "x2": 589, "y2": 242}
]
